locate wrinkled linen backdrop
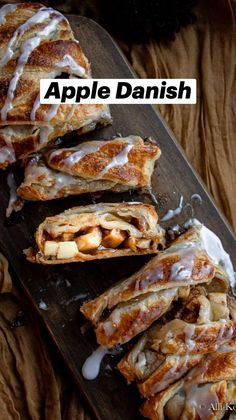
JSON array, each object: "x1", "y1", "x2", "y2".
[{"x1": 0, "y1": 1, "x2": 235, "y2": 419}]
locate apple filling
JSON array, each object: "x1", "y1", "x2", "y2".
[{"x1": 43, "y1": 226, "x2": 153, "y2": 259}]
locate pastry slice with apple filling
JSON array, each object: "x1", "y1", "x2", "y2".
[
  {"x1": 81, "y1": 226, "x2": 228, "y2": 347},
  {"x1": 25, "y1": 202, "x2": 165, "y2": 264}
]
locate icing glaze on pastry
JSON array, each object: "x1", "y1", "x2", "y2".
[
  {"x1": 18, "y1": 136, "x2": 161, "y2": 200},
  {"x1": 98, "y1": 143, "x2": 134, "y2": 178},
  {"x1": 1, "y1": 14, "x2": 64, "y2": 120},
  {"x1": 0, "y1": 134, "x2": 15, "y2": 165},
  {"x1": 44, "y1": 104, "x2": 60, "y2": 122},
  {"x1": 0, "y1": 3, "x2": 17, "y2": 24},
  {"x1": 0, "y1": 7, "x2": 63, "y2": 68},
  {"x1": 55, "y1": 54, "x2": 86, "y2": 77},
  {"x1": 82, "y1": 346, "x2": 109, "y2": 380},
  {"x1": 67, "y1": 104, "x2": 77, "y2": 120},
  {"x1": 185, "y1": 219, "x2": 235, "y2": 288},
  {"x1": 48, "y1": 140, "x2": 107, "y2": 168},
  {"x1": 161, "y1": 195, "x2": 184, "y2": 221},
  {"x1": 6, "y1": 172, "x2": 24, "y2": 217}
]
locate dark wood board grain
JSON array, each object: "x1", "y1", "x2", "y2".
[{"x1": 0, "y1": 15, "x2": 235, "y2": 420}]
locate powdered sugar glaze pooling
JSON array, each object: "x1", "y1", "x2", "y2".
[
  {"x1": 184, "y1": 219, "x2": 235, "y2": 288},
  {"x1": 82, "y1": 346, "x2": 109, "y2": 380}
]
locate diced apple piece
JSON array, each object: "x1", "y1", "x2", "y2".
[
  {"x1": 136, "y1": 239, "x2": 151, "y2": 249},
  {"x1": 44, "y1": 241, "x2": 59, "y2": 256},
  {"x1": 75, "y1": 227, "x2": 102, "y2": 252},
  {"x1": 57, "y1": 241, "x2": 78, "y2": 259},
  {"x1": 61, "y1": 232, "x2": 75, "y2": 241},
  {"x1": 124, "y1": 237, "x2": 136, "y2": 251},
  {"x1": 102, "y1": 228, "x2": 126, "y2": 248}
]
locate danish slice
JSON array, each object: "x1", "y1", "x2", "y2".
[
  {"x1": 81, "y1": 226, "x2": 228, "y2": 347},
  {"x1": 0, "y1": 3, "x2": 112, "y2": 168},
  {"x1": 17, "y1": 136, "x2": 161, "y2": 200},
  {"x1": 0, "y1": 105, "x2": 111, "y2": 169},
  {"x1": 141, "y1": 347, "x2": 236, "y2": 419},
  {"x1": 25, "y1": 202, "x2": 165, "y2": 264}
]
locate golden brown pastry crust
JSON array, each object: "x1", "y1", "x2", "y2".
[
  {"x1": 137, "y1": 354, "x2": 202, "y2": 397},
  {"x1": 150, "y1": 319, "x2": 236, "y2": 355},
  {"x1": 81, "y1": 227, "x2": 218, "y2": 326},
  {"x1": 25, "y1": 202, "x2": 165, "y2": 264},
  {"x1": 0, "y1": 105, "x2": 111, "y2": 169},
  {"x1": 45, "y1": 136, "x2": 160, "y2": 181},
  {"x1": 95, "y1": 288, "x2": 179, "y2": 348},
  {"x1": 17, "y1": 136, "x2": 161, "y2": 200},
  {"x1": 117, "y1": 274, "x2": 236, "y2": 419},
  {"x1": 118, "y1": 282, "x2": 235, "y2": 398},
  {"x1": 80, "y1": 226, "x2": 231, "y2": 349},
  {"x1": 0, "y1": 3, "x2": 90, "y2": 124},
  {"x1": 0, "y1": 3, "x2": 112, "y2": 168},
  {"x1": 141, "y1": 349, "x2": 236, "y2": 420}
]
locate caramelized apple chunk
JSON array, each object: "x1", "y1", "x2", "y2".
[
  {"x1": 124, "y1": 237, "x2": 136, "y2": 251},
  {"x1": 75, "y1": 227, "x2": 102, "y2": 252},
  {"x1": 102, "y1": 228, "x2": 126, "y2": 248}
]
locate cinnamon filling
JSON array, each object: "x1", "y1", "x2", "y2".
[{"x1": 42, "y1": 225, "x2": 154, "y2": 259}]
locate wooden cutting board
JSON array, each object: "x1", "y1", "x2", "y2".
[{"x1": 0, "y1": 16, "x2": 235, "y2": 420}]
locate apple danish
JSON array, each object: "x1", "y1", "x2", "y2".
[
  {"x1": 25, "y1": 202, "x2": 165, "y2": 264},
  {"x1": 0, "y1": 3, "x2": 111, "y2": 168},
  {"x1": 81, "y1": 226, "x2": 228, "y2": 348},
  {"x1": 17, "y1": 136, "x2": 161, "y2": 200},
  {"x1": 141, "y1": 345, "x2": 236, "y2": 420}
]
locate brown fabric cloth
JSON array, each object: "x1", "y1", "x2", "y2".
[
  {"x1": 121, "y1": 0, "x2": 236, "y2": 231},
  {"x1": 0, "y1": 259, "x2": 92, "y2": 420}
]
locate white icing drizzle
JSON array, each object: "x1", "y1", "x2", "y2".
[
  {"x1": 185, "y1": 383, "x2": 219, "y2": 419},
  {"x1": 23, "y1": 157, "x2": 47, "y2": 184},
  {"x1": 154, "y1": 361, "x2": 179, "y2": 393},
  {"x1": 217, "y1": 320, "x2": 227, "y2": 342},
  {"x1": 48, "y1": 138, "x2": 137, "y2": 175},
  {"x1": 161, "y1": 195, "x2": 184, "y2": 222},
  {"x1": 67, "y1": 104, "x2": 77, "y2": 120},
  {"x1": 30, "y1": 71, "x2": 61, "y2": 122},
  {"x1": 1, "y1": 14, "x2": 63, "y2": 120},
  {"x1": 137, "y1": 352, "x2": 146, "y2": 370},
  {"x1": 218, "y1": 342, "x2": 236, "y2": 352},
  {"x1": 191, "y1": 193, "x2": 203, "y2": 203},
  {"x1": 38, "y1": 299, "x2": 48, "y2": 310},
  {"x1": 61, "y1": 293, "x2": 88, "y2": 306},
  {"x1": 183, "y1": 218, "x2": 201, "y2": 228},
  {"x1": 98, "y1": 143, "x2": 134, "y2": 178},
  {"x1": 6, "y1": 172, "x2": 23, "y2": 218},
  {"x1": 0, "y1": 134, "x2": 16, "y2": 165},
  {"x1": 55, "y1": 54, "x2": 85, "y2": 78},
  {"x1": 217, "y1": 320, "x2": 233, "y2": 344},
  {"x1": 82, "y1": 346, "x2": 109, "y2": 380},
  {"x1": 183, "y1": 324, "x2": 196, "y2": 351},
  {"x1": 200, "y1": 225, "x2": 235, "y2": 288},
  {"x1": 0, "y1": 7, "x2": 55, "y2": 68},
  {"x1": 0, "y1": 4, "x2": 17, "y2": 24},
  {"x1": 172, "y1": 224, "x2": 181, "y2": 232},
  {"x1": 44, "y1": 104, "x2": 60, "y2": 122},
  {"x1": 184, "y1": 219, "x2": 235, "y2": 288},
  {"x1": 39, "y1": 125, "x2": 53, "y2": 145},
  {"x1": 48, "y1": 141, "x2": 106, "y2": 168},
  {"x1": 30, "y1": 93, "x2": 41, "y2": 121},
  {"x1": 170, "y1": 245, "x2": 211, "y2": 282},
  {"x1": 22, "y1": 157, "x2": 79, "y2": 199}
]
